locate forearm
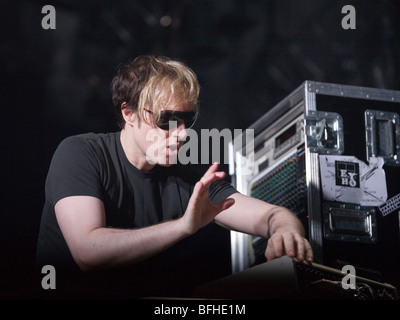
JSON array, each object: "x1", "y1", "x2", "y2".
[
  {"x1": 57, "y1": 165, "x2": 233, "y2": 272},
  {"x1": 215, "y1": 193, "x2": 305, "y2": 238},
  {"x1": 215, "y1": 193, "x2": 312, "y2": 262},
  {"x1": 72, "y1": 218, "x2": 189, "y2": 271}
]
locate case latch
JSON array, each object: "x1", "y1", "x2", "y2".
[
  {"x1": 323, "y1": 202, "x2": 377, "y2": 243},
  {"x1": 305, "y1": 111, "x2": 344, "y2": 154},
  {"x1": 365, "y1": 109, "x2": 400, "y2": 166}
]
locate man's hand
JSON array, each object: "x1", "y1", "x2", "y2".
[
  {"x1": 181, "y1": 163, "x2": 235, "y2": 235},
  {"x1": 265, "y1": 231, "x2": 313, "y2": 263}
]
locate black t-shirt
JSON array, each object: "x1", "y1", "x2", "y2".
[{"x1": 36, "y1": 132, "x2": 237, "y2": 297}]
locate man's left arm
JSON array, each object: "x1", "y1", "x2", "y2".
[{"x1": 214, "y1": 192, "x2": 313, "y2": 263}]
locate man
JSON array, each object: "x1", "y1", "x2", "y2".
[{"x1": 36, "y1": 55, "x2": 312, "y2": 298}]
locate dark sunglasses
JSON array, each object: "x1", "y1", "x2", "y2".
[{"x1": 145, "y1": 109, "x2": 198, "y2": 130}]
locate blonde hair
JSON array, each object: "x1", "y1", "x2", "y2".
[{"x1": 111, "y1": 55, "x2": 200, "y2": 128}]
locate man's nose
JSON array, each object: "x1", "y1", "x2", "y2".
[{"x1": 177, "y1": 121, "x2": 188, "y2": 140}]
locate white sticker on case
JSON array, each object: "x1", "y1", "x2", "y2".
[{"x1": 319, "y1": 155, "x2": 387, "y2": 206}]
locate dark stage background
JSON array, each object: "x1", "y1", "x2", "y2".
[{"x1": 1, "y1": 0, "x2": 400, "y2": 298}]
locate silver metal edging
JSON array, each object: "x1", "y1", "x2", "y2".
[
  {"x1": 311, "y1": 81, "x2": 400, "y2": 102},
  {"x1": 304, "y1": 84, "x2": 324, "y2": 264}
]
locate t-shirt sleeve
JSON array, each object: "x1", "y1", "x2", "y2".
[
  {"x1": 175, "y1": 163, "x2": 239, "y2": 205},
  {"x1": 45, "y1": 136, "x2": 104, "y2": 205},
  {"x1": 209, "y1": 179, "x2": 239, "y2": 204}
]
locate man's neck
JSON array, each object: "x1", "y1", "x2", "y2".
[{"x1": 120, "y1": 129, "x2": 156, "y2": 172}]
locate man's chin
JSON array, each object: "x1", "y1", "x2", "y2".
[
  {"x1": 158, "y1": 163, "x2": 175, "y2": 168},
  {"x1": 153, "y1": 156, "x2": 178, "y2": 167}
]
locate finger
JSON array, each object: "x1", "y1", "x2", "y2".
[
  {"x1": 265, "y1": 245, "x2": 274, "y2": 261},
  {"x1": 293, "y1": 233, "x2": 305, "y2": 261},
  {"x1": 188, "y1": 180, "x2": 206, "y2": 207},
  {"x1": 265, "y1": 234, "x2": 283, "y2": 261},
  {"x1": 265, "y1": 244, "x2": 278, "y2": 262},
  {"x1": 200, "y1": 171, "x2": 226, "y2": 190},
  {"x1": 209, "y1": 198, "x2": 235, "y2": 221},
  {"x1": 281, "y1": 232, "x2": 296, "y2": 259},
  {"x1": 201, "y1": 162, "x2": 226, "y2": 182},
  {"x1": 304, "y1": 239, "x2": 314, "y2": 263},
  {"x1": 190, "y1": 167, "x2": 228, "y2": 207},
  {"x1": 203, "y1": 162, "x2": 220, "y2": 177},
  {"x1": 202, "y1": 172, "x2": 225, "y2": 184},
  {"x1": 288, "y1": 234, "x2": 313, "y2": 263},
  {"x1": 217, "y1": 198, "x2": 235, "y2": 212}
]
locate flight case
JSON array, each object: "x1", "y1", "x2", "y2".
[{"x1": 229, "y1": 81, "x2": 400, "y2": 288}]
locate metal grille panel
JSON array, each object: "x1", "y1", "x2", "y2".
[{"x1": 250, "y1": 147, "x2": 306, "y2": 215}]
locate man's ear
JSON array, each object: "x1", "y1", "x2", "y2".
[{"x1": 121, "y1": 102, "x2": 136, "y2": 127}]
